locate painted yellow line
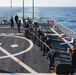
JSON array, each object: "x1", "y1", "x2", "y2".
[{"x1": 17, "y1": 60, "x2": 21, "y2": 64}]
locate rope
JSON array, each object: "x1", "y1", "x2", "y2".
[{"x1": 23, "y1": 28, "x2": 52, "y2": 50}]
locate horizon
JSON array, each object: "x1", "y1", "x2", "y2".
[{"x1": 0, "y1": 6, "x2": 76, "y2": 8}]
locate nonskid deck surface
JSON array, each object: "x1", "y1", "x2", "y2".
[{"x1": 0, "y1": 24, "x2": 70, "y2": 75}]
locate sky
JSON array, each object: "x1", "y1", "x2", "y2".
[{"x1": 0, "y1": 0, "x2": 76, "y2": 7}]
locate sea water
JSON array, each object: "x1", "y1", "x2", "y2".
[{"x1": 0, "y1": 7, "x2": 76, "y2": 32}]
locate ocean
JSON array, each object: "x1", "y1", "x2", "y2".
[{"x1": 0, "y1": 7, "x2": 76, "y2": 32}]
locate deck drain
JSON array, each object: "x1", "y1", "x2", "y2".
[
  {"x1": 34, "y1": 62, "x2": 36, "y2": 64},
  {"x1": 16, "y1": 70, "x2": 18, "y2": 72},
  {"x1": 33, "y1": 52, "x2": 35, "y2": 53}
]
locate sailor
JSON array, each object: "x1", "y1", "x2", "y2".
[
  {"x1": 47, "y1": 50, "x2": 60, "y2": 70},
  {"x1": 42, "y1": 33, "x2": 47, "y2": 56},
  {"x1": 23, "y1": 20, "x2": 29, "y2": 38},
  {"x1": 71, "y1": 46, "x2": 76, "y2": 75},
  {"x1": 10, "y1": 16, "x2": 14, "y2": 29},
  {"x1": 15, "y1": 14, "x2": 18, "y2": 24},
  {"x1": 17, "y1": 19, "x2": 21, "y2": 33},
  {"x1": 45, "y1": 36, "x2": 52, "y2": 53}
]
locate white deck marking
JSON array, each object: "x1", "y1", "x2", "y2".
[
  {"x1": 50, "y1": 28, "x2": 73, "y2": 47},
  {"x1": 16, "y1": 33, "x2": 23, "y2": 35},
  {"x1": 0, "y1": 35, "x2": 34, "y2": 59},
  {"x1": 0, "y1": 47, "x2": 38, "y2": 74},
  {"x1": 2, "y1": 33, "x2": 6, "y2": 35},
  {"x1": 0, "y1": 43, "x2": 2, "y2": 45},
  {"x1": 0, "y1": 27, "x2": 10, "y2": 28},
  {"x1": 0, "y1": 33, "x2": 23, "y2": 36},
  {"x1": 0, "y1": 73, "x2": 56, "y2": 75},
  {"x1": 0, "y1": 27, "x2": 23, "y2": 28},
  {"x1": 10, "y1": 44, "x2": 19, "y2": 48},
  {"x1": 8, "y1": 33, "x2": 15, "y2": 36}
]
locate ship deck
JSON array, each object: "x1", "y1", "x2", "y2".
[{"x1": 0, "y1": 24, "x2": 71, "y2": 75}]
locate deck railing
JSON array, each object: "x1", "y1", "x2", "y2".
[
  {"x1": 0, "y1": 16, "x2": 76, "y2": 41},
  {"x1": 34, "y1": 17, "x2": 76, "y2": 41},
  {"x1": 54, "y1": 21, "x2": 76, "y2": 38},
  {"x1": 33, "y1": 17, "x2": 76, "y2": 45}
]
